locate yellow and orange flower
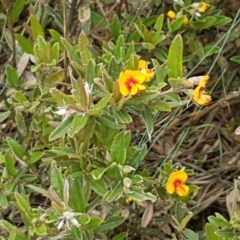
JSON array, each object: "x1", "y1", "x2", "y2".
[
  {"x1": 167, "y1": 10, "x2": 176, "y2": 20},
  {"x1": 119, "y1": 70, "x2": 147, "y2": 96},
  {"x1": 193, "y1": 76, "x2": 212, "y2": 106},
  {"x1": 166, "y1": 170, "x2": 189, "y2": 197},
  {"x1": 198, "y1": 2, "x2": 210, "y2": 13},
  {"x1": 138, "y1": 60, "x2": 155, "y2": 82}
]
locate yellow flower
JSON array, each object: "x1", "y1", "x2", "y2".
[
  {"x1": 193, "y1": 78, "x2": 212, "y2": 106},
  {"x1": 166, "y1": 170, "x2": 189, "y2": 197},
  {"x1": 125, "y1": 197, "x2": 133, "y2": 204},
  {"x1": 198, "y1": 2, "x2": 210, "y2": 12},
  {"x1": 183, "y1": 16, "x2": 189, "y2": 25},
  {"x1": 138, "y1": 60, "x2": 155, "y2": 82},
  {"x1": 186, "y1": 75, "x2": 209, "y2": 87},
  {"x1": 119, "y1": 70, "x2": 146, "y2": 96},
  {"x1": 167, "y1": 10, "x2": 176, "y2": 20}
]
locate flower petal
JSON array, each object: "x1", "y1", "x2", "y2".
[
  {"x1": 119, "y1": 72, "x2": 130, "y2": 96},
  {"x1": 130, "y1": 84, "x2": 139, "y2": 95},
  {"x1": 176, "y1": 184, "x2": 189, "y2": 197}
]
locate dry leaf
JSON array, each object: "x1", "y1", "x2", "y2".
[{"x1": 141, "y1": 202, "x2": 153, "y2": 228}]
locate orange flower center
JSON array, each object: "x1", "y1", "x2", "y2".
[
  {"x1": 126, "y1": 77, "x2": 137, "y2": 90},
  {"x1": 174, "y1": 179, "x2": 182, "y2": 189}
]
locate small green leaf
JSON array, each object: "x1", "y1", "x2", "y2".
[
  {"x1": 5, "y1": 64, "x2": 20, "y2": 88},
  {"x1": 127, "y1": 190, "x2": 156, "y2": 202},
  {"x1": 49, "y1": 116, "x2": 73, "y2": 141},
  {"x1": 0, "y1": 111, "x2": 10, "y2": 123},
  {"x1": 85, "y1": 217, "x2": 103, "y2": 230},
  {"x1": 230, "y1": 55, "x2": 240, "y2": 64},
  {"x1": 151, "y1": 101, "x2": 171, "y2": 112},
  {"x1": 114, "y1": 109, "x2": 132, "y2": 124},
  {"x1": 71, "y1": 78, "x2": 88, "y2": 107},
  {"x1": 15, "y1": 110, "x2": 27, "y2": 136},
  {"x1": 69, "y1": 175, "x2": 91, "y2": 212},
  {"x1": 89, "y1": 93, "x2": 112, "y2": 116},
  {"x1": 50, "y1": 88, "x2": 75, "y2": 105},
  {"x1": 68, "y1": 115, "x2": 89, "y2": 138},
  {"x1": 112, "y1": 232, "x2": 128, "y2": 240},
  {"x1": 30, "y1": 15, "x2": 45, "y2": 39},
  {"x1": 97, "y1": 216, "x2": 125, "y2": 232},
  {"x1": 5, "y1": 151, "x2": 17, "y2": 177},
  {"x1": 154, "y1": 14, "x2": 164, "y2": 33},
  {"x1": 6, "y1": 137, "x2": 27, "y2": 161},
  {"x1": 110, "y1": 132, "x2": 127, "y2": 164},
  {"x1": 170, "y1": 17, "x2": 185, "y2": 32},
  {"x1": 0, "y1": 220, "x2": 27, "y2": 240},
  {"x1": 89, "y1": 177, "x2": 108, "y2": 196},
  {"x1": 9, "y1": 0, "x2": 25, "y2": 23},
  {"x1": 110, "y1": 13, "x2": 121, "y2": 41},
  {"x1": 51, "y1": 161, "x2": 64, "y2": 199},
  {"x1": 142, "y1": 106, "x2": 154, "y2": 141},
  {"x1": 105, "y1": 181, "x2": 123, "y2": 202},
  {"x1": 167, "y1": 34, "x2": 183, "y2": 79},
  {"x1": 114, "y1": 34, "x2": 125, "y2": 61},
  {"x1": 91, "y1": 167, "x2": 108, "y2": 180},
  {"x1": 15, "y1": 34, "x2": 33, "y2": 54},
  {"x1": 15, "y1": 193, "x2": 33, "y2": 223}
]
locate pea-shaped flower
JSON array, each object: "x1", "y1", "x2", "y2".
[{"x1": 166, "y1": 170, "x2": 189, "y2": 197}]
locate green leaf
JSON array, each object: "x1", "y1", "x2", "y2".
[
  {"x1": 91, "y1": 167, "x2": 108, "y2": 180},
  {"x1": 6, "y1": 137, "x2": 27, "y2": 161},
  {"x1": 183, "y1": 228, "x2": 199, "y2": 240},
  {"x1": 114, "y1": 109, "x2": 132, "y2": 124},
  {"x1": 150, "y1": 101, "x2": 171, "y2": 112},
  {"x1": 49, "y1": 116, "x2": 73, "y2": 141},
  {"x1": 167, "y1": 34, "x2": 183, "y2": 79},
  {"x1": 15, "y1": 34, "x2": 33, "y2": 54},
  {"x1": 51, "y1": 161, "x2": 64, "y2": 199},
  {"x1": 15, "y1": 193, "x2": 33, "y2": 224},
  {"x1": 0, "y1": 195, "x2": 8, "y2": 209},
  {"x1": 142, "y1": 106, "x2": 154, "y2": 141},
  {"x1": 170, "y1": 17, "x2": 185, "y2": 32},
  {"x1": 89, "y1": 177, "x2": 108, "y2": 196},
  {"x1": 5, "y1": 64, "x2": 20, "y2": 88},
  {"x1": 89, "y1": 93, "x2": 112, "y2": 116},
  {"x1": 154, "y1": 14, "x2": 164, "y2": 33},
  {"x1": 105, "y1": 181, "x2": 123, "y2": 202},
  {"x1": 114, "y1": 34, "x2": 125, "y2": 61},
  {"x1": 5, "y1": 151, "x2": 17, "y2": 177},
  {"x1": 51, "y1": 42, "x2": 60, "y2": 62},
  {"x1": 230, "y1": 55, "x2": 240, "y2": 64},
  {"x1": 69, "y1": 175, "x2": 91, "y2": 212},
  {"x1": 78, "y1": 32, "x2": 92, "y2": 64},
  {"x1": 0, "y1": 220, "x2": 27, "y2": 240},
  {"x1": 30, "y1": 15, "x2": 45, "y2": 39},
  {"x1": 71, "y1": 78, "x2": 88, "y2": 107},
  {"x1": 50, "y1": 88, "x2": 75, "y2": 105},
  {"x1": 85, "y1": 217, "x2": 103, "y2": 230},
  {"x1": 68, "y1": 115, "x2": 89, "y2": 138},
  {"x1": 112, "y1": 232, "x2": 128, "y2": 240},
  {"x1": 9, "y1": 0, "x2": 25, "y2": 23},
  {"x1": 110, "y1": 131, "x2": 127, "y2": 164},
  {"x1": 190, "y1": 16, "x2": 217, "y2": 30},
  {"x1": 126, "y1": 92, "x2": 159, "y2": 105},
  {"x1": 0, "y1": 111, "x2": 10, "y2": 123},
  {"x1": 97, "y1": 216, "x2": 125, "y2": 232},
  {"x1": 128, "y1": 145, "x2": 148, "y2": 169},
  {"x1": 85, "y1": 59, "x2": 96, "y2": 84},
  {"x1": 127, "y1": 190, "x2": 156, "y2": 202},
  {"x1": 15, "y1": 110, "x2": 27, "y2": 136},
  {"x1": 205, "y1": 223, "x2": 221, "y2": 240},
  {"x1": 110, "y1": 13, "x2": 121, "y2": 41}
]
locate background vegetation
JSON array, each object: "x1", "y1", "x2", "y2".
[{"x1": 0, "y1": 0, "x2": 240, "y2": 239}]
